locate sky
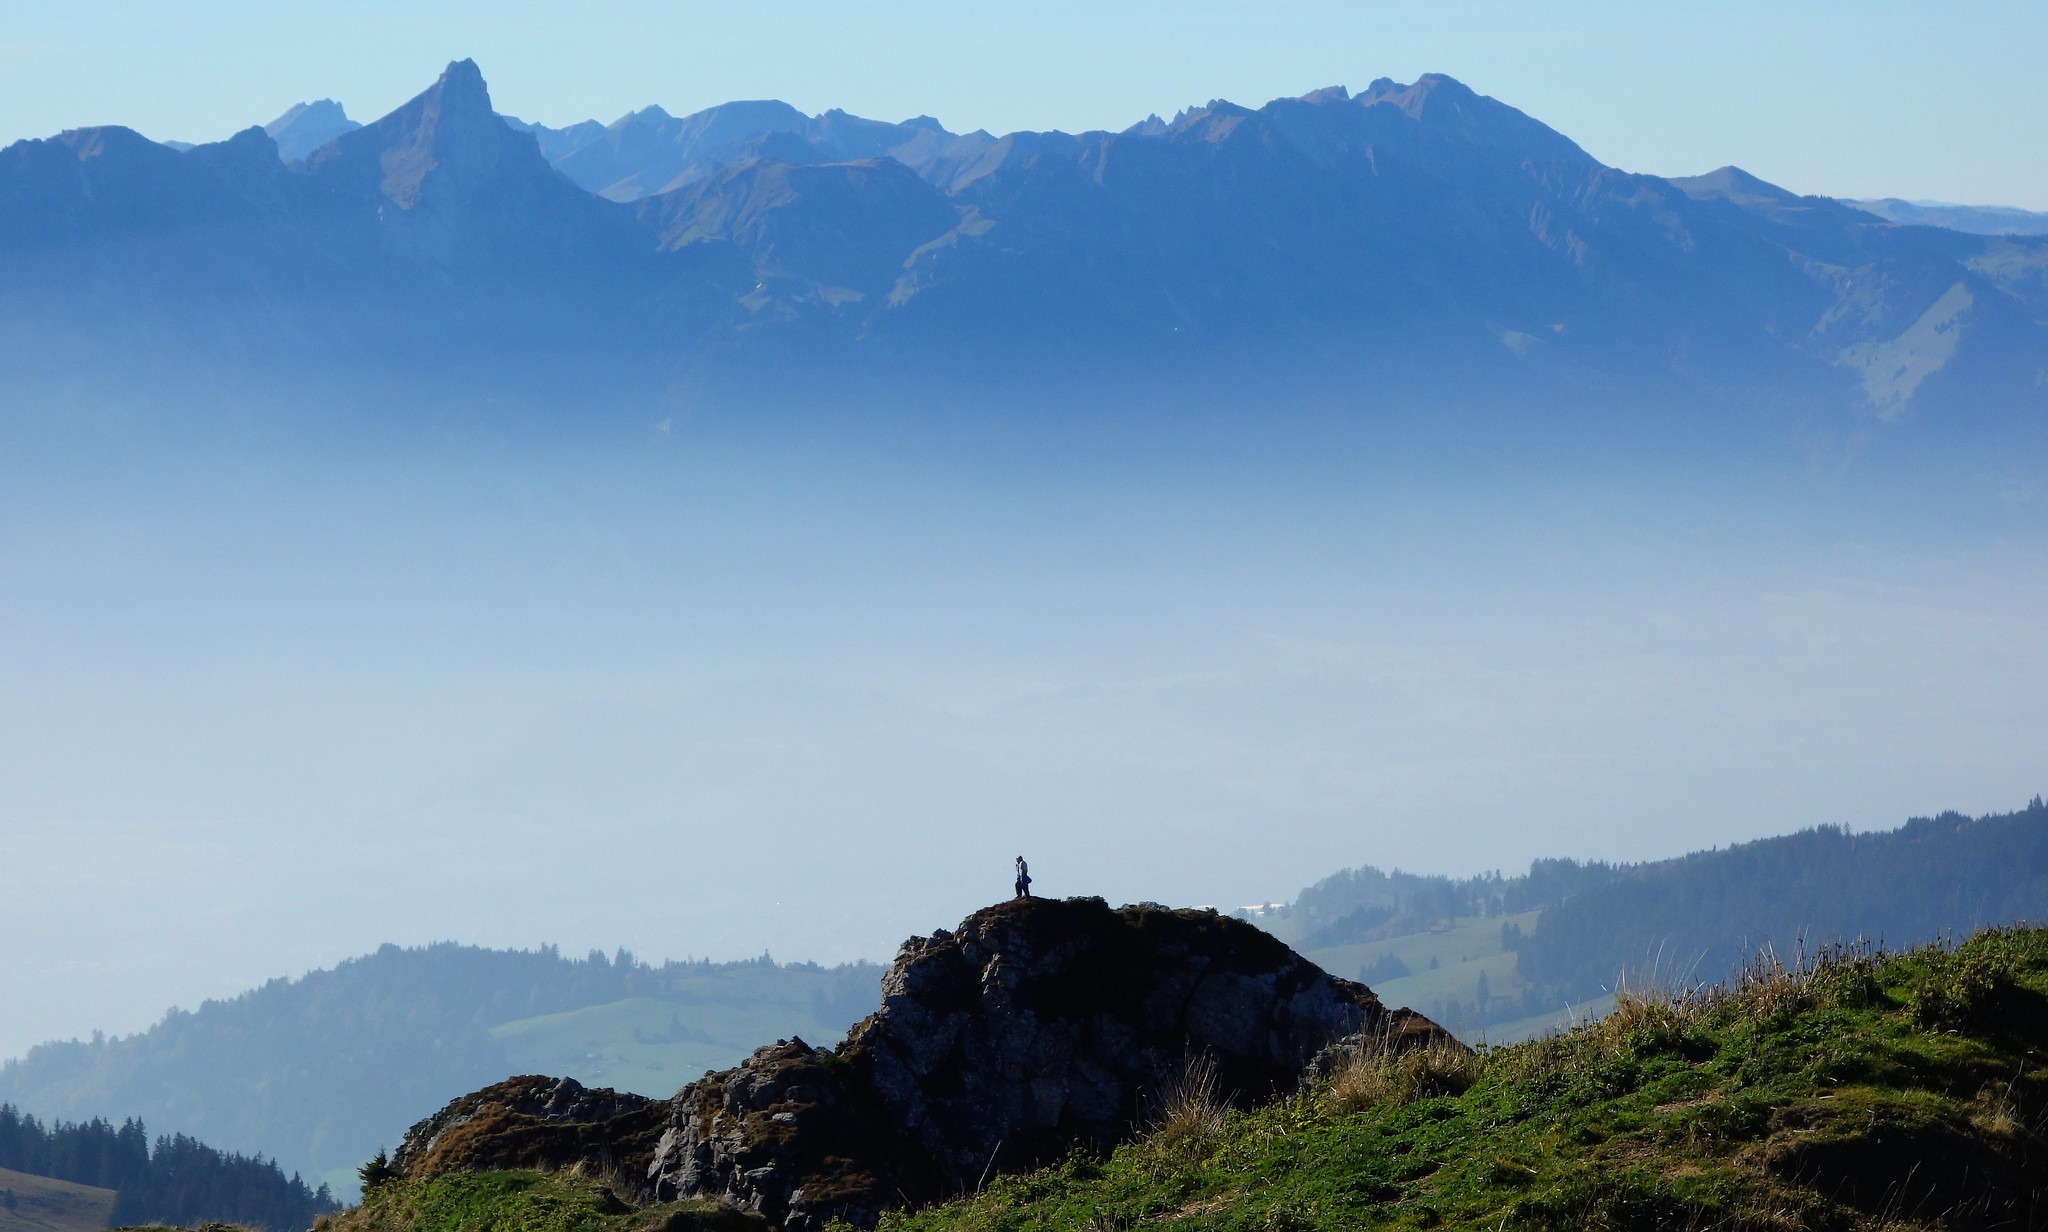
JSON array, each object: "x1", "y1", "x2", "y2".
[
  {"x1": 3, "y1": 1, "x2": 2047, "y2": 1063},
  {"x1": 1, "y1": 0, "x2": 2046, "y2": 209},
  {"x1": 3, "y1": 415, "x2": 2046, "y2": 1060}
]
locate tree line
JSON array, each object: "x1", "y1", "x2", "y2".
[
  {"x1": 1283, "y1": 854, "x2": 1626, "y2": 949},
  {"x1": 0, "y1": 1102, "x2": 335, "y2": 1230}
]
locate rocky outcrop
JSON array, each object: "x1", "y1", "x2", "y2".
[
  {"x1": 394, "y1": 898, "x2": 1455, "y2": 1229},
  {"x1": 391, "y1": 1074, "x2": 664, "y2": 1183},
  {"x1": 645, "y1": 897, "x2": 1454, "y2": 1228}
]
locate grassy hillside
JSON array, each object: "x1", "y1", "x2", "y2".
[
  {"x1": 884, "y1": 926, "x2": 2048, "y2": 1231},
  {"x1": 326, "y1": 1173, "x2": 760, "y2": 1232},
  {"x1": 490, "y1": 965, "x2": 862, "y2": 1095},
  {"x1": 327, "y1": 925, "x2": 2048, "y2": 1231},
  {"x1": 1301, "y1": 910, "x2": 1610, "y2": 1043},
  {"x1": 0, "y1": 1166, "x2": 115, "y2": 1232}
]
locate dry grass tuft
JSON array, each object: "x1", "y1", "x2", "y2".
[
  {"x1": 1326, "y1": 1027, "x2": 1480, "y2": 1115},
  {"x1": 1146, "y1": 1051, "x2": 1227, "y2": 1148}
]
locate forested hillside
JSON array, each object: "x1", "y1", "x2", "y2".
[
  {"x1": 0, "y1": 1104, "x2": 334, "y2": 1231},
  {"x1": 1282, "y1": 799, "x2": 2048, "y2": 1038},
  {"x1": 0, "y1": 944, "x2": 881, "y2": 1200},
  {"x1": 1516, "y1": 799, "x2": 2048, "y2": 1004},
  {"x1": 1275, "y1": 858, "x2": 1623, "y2": 950}
]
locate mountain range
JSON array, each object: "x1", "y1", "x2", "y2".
[{"x1": 4, "y1": 59, "x2": 2044, "y2": 449}]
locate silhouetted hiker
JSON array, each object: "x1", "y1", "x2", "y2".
[{"x1": 1014, "y1": 856, "x2": 1032, "y2": 899}]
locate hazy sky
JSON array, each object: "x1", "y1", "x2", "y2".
[
  {"x1": 3, "y1": 410, "x2": 2045, "y2": 1059},
  {"x1": 3, "y1": 0, "x2": 2046, "y2": 208}
]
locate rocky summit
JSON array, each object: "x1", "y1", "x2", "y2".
[{"x1": 390, "y1": 897, "x2": 1454, "y2": 1229}]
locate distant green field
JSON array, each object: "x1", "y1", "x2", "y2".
[
  {"x1": 490, "y1": 964, "x2": 875, "y2": 1098},
  {"x1": 1303, "y1": 909, "x2": 1602, "y2": 1042}
]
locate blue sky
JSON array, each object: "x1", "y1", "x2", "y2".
[{"x1": 3, "y1": 0, "x2": 2045, "y2": 208}]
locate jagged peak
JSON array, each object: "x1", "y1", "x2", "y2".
[
  {"x1": 1299, "y1": 85, "x2": 1351, "y2": 104},
  {"x1": 265, "y1": 99, "x2": 350, "y2": 133},
  {"x1": 1357, "y1": 72, "x2": 1481, "y2": 116},
  {"x1": 438, "y1": 58, "x2": 487, "y2": 93},
  {"x1": 341, "y1": 56, "x2": 501, "y2": 143},
  {"x1": 295, "y1": 58, "x2": 583, "y2": 212},
  {"x1": 1412, "y1": 71, "x2": 1478, "y2": 96},
  {"x1": 1348, "y1": 72, "x2": 1597, "y2": 166}
]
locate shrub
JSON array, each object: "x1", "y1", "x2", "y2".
[{"x1": 1910, "y1": 944, "x2": 2018, "y2": 1031}]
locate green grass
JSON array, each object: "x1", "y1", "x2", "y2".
[
  {"x1": 881, "y1": 926, "x2": 2048, "y2": 1231},
  {"x1": 333, "y1": 1173, "x2": 617, "y2": 1232},
  {"x1": 324, "y1": 1173, "x2": 761, "y2": 1232},
  {"x1": 491, "y1": 999, "x2": 748, "y2": 1095}
]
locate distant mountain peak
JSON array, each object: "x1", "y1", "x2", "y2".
[
  {"x1": 1669, "y1": 165, "x2": 1804, "y2": 208},
  {"x1": 1351, "y1": 73, "x2": 1593, "y2": 166},
  {"x1": 305, "y1": 57, "x2": 523, "y2": 208},
  {"x1": 263, "y1": 98, "x2": 359, "y2": 162},
  {"x1": 265, "y1": 99, "x2": 350, "y2": 133},
  {"x1": 440, "y1": 57, "x2": 487, "y2": 93},
  {"x1": 1359, "y1": 72, "x2": 1480, "y2": 118}
]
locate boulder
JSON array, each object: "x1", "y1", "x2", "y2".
[
  {"x1": 392, "y1": 1074, "x2": 664, "y2": 1184},
  {"x1": 646, "y1": 897, "x2": 1455, "y2": 1228},
  {"x1": 393, "y1": 897, "x2": 1457, "y2": 1229}
]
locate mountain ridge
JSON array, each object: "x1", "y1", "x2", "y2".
[{"x1": 4, "y1": 59, "x2": 2044, "y2": 447}]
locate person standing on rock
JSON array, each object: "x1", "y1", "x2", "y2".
[{"x1": 1014, "y1": 856, "x2": 1032, "y2": 899}]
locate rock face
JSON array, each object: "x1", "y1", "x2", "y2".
[
  {"x1": 393, "y1": 898, "x2": 1454, "y2": 1229},
  {"x1": 644, "y1": 897, "x2": 1453, "y2": 1228},
  {"x1": 391, "y1": 1074, "x2": 664, "y2": 1183}
]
